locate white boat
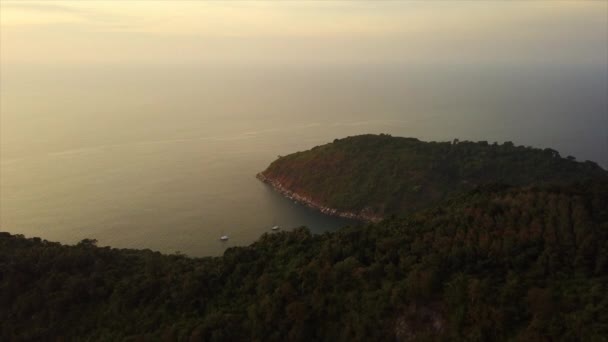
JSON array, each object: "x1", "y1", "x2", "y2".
[
  {"x1": 271, "y1": 225, "x2": 280, "y2": 231},
  {"x1": 220, "y1": 235, "x2": 229, "y2": 241}
]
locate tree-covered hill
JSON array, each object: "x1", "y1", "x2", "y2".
[
  {"x1": 258, "y1": 134, "x2": 607, "y2": 220},
  {"x1": 2, "y1": 181, "x2": 607, "y2": 341}
]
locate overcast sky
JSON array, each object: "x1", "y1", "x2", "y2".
[{"x1": 1, "y1": 1, "x2": 606, "y2": 67}]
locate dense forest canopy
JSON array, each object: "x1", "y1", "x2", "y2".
[
  {"x1": 259, "y1": 134, "x2": 607, "y2": 218},
  {"x1": 2, "y1": 181, "x2": 607, "y2": 341}
]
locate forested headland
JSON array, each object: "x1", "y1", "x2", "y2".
[{"x1": 258, "y1": 134, "x2": 607, "y2": 220}]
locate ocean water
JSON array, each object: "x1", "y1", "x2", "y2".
[{"x1": 1, "y1": 64, "x2": 606, "y2": 256}]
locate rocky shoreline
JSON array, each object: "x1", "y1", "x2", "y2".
[{"x1": 256, "y1": 173, "x2": 383, "y2": 223}]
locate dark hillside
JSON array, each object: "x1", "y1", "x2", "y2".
[{"x1": 2, "y1": 181, "x2": 607, "y2": 341}]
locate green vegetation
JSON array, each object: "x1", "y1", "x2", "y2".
[
  {"x1": 2, "y1": 135, "x2": 606, "y2": 340},
  {"x1": 2, "y1": 181, "x2": 607, "y2": 341},
  {"x1": 259, "y1": 134, "x2": 607, "y2": 218}
]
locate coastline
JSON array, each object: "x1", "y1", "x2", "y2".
[{"x1": 256, "y1": 172, "x2": 383, "y2": 223}]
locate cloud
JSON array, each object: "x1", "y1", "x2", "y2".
[
  {"x1": 1, "y1": 1, "x2": 605, "y2": 66},
  {"x1": 1, "y1": 1, "x2": 129, "y2": 28},
  {"x1": 2, "y1": 2, "x2": 85, "y2": 14}
]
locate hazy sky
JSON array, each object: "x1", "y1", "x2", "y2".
[{"x1": 1, "y1": 0, "x2": 606, "y2": 67}]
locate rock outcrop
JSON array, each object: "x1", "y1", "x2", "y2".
[{"x1": 256, "y1": 173, "x2": 382, "y2": 222}]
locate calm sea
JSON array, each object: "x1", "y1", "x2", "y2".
[{"x1": 1, "y1": 63, "x2": 606, "y2": 256}]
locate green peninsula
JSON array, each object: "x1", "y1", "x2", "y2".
[{"x1": 258, "y1": 134, "x2": 607, "y2": 221}]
